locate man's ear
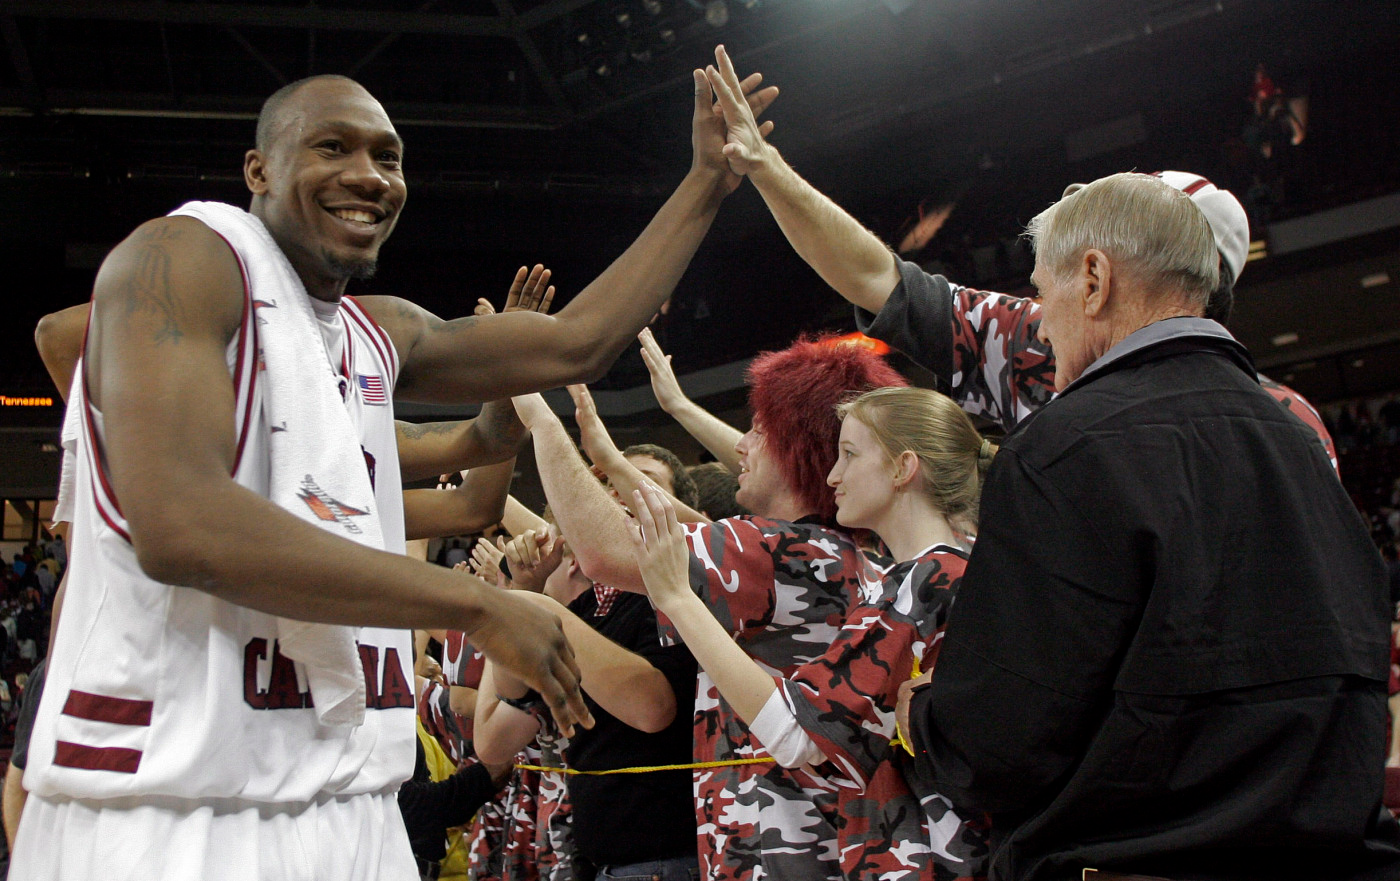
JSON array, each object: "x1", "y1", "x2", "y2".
[
  {"x1": 244, "y1": 149, "x2": 269, "y2": 196},
  {"x1": 1080, "y1": 248, "x2": 1112, "y2": 319}
]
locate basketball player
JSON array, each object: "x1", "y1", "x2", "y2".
[{"x1": 12, "y1": 68, "x2": 776, "y2": 881}]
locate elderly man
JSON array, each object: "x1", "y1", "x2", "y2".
[{"x1": 899, "y1": 173, "x2": 1400, "y2": 879}]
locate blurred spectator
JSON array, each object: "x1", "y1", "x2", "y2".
[
  {"x1": 1382, "y1": 398, "x2": 1400, "y2": 446},
  {"x1": 687, "y1": 462, "x2": 748, "y2": 520}
]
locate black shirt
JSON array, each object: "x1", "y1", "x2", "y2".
[
  {"x1": 565, "y1": 589, "x2": 699, "y2": 869},
  {"x1": 397, "y1": 733, "x2": 499, "y2": 864},
  {"x1": 910, "y1": 322, "x2": 1400, "y2": 880},
  {"x1": 10, "y1": 658, "x2": 46, "y2": 771}
]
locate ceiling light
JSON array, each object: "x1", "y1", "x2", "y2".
[
  {"x1": 642, "y1": 0, "x2": 663, "y2": 13},
  {"x1": 1271, "y1": 332, "x2": 1299, "y2": 347},
  {"x1": 705, "y1": 0, "x2": 729, "y2": 27},
  {"x1": 576, "y1": 31, "x2": 592, "y2": 45},
  {"x1": 615, "y1": 10, "x2": 632, "y2": 27},
  {"x1": 658, "y1": 27, "x2": 676, "y2": 43},
  {"x1": 1361, "y1": 272, "x2": 1391, "y2": 289},
  {"x1": 594, "y1": 60, "x2": 612, "y2": 77}
]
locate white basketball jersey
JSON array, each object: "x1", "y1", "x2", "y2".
[{"x1": 26, "y1": 202, "x2": 415, "y2": 804}]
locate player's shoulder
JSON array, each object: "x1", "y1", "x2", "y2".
[
  {"x1": 111, "y1": 214, "x2": 233, "y2": 264},
  {"x1": 94, "y1": 215, "x2": 245, "y2": 332}
]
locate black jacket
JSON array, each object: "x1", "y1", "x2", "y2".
[{"x1": 910, "y1": 322, "x2": 1400, "y2": 880}]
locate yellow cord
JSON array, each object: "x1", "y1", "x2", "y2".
[
  {"x1": 523, "y1": 652, "x2": 932, "y2": 773},
  {"x1": 516, "y1": 756, "x2": 776, "y2": 776},
  {"x1": 890, "y1": 654, "x2": 923, "y2": 757}
]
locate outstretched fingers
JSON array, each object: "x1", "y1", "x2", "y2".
[
  {"x1": 631, "y1": 488, "x2": 657, "y2": 550},
  {"x1": 641, "y1": 481, "x2": 681, "y2": 540},
  {"x1": 513, "y1": 266, "x2": 553, "y2": 313},
  {"x1": 502, "y1": 265, "x2": 529, "y2": 308}
]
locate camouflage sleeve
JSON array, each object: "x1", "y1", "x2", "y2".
[
  {"x1": 780, "y1": 602, "x2": 919, "y2": 787},
  {"x1": 779, "y1": 550, "x2": 966, "y2": 787},
  {"x1": 656, "y1": 517, "x2": 780, "y2": 647},
  {"x1": 1259, "y1": 376, "x2": 1340, "y2": 475},
  {"x1": 858, "y1": 258, "x2": 1055, "y2": 433}
]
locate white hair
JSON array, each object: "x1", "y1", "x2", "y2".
[{"x1": 1025, "y1": 172, "x2": 1219, "y2": 309}]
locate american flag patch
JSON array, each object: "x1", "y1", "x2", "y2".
[{"x1": 356, "y1": 373, "x2": 387, "y2": 405}]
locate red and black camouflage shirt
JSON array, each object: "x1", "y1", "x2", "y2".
[
  {"x1": 661, "y1": 515, "x2": 882, "y2": 881},
  {"x1": 782, "y1": 544, "x2": 990, "y2": 881}
]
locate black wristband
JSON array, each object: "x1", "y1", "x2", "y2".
[{"x1": 497, "y1": 691, "x2": 544, "y2": 713}]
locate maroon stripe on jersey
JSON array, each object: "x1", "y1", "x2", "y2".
[
  {"x1": 209, "y1": 229, "x2": 258, "y2": 474},
  {"x1": 346, "y1": 295, "x2": 397, "y2": 378},
  {"x1": 54, "y1": 741, "x2": 143, "y2": 774},
  {"x1": 63, "y1": 690, "x2": 154, "y2": 726},
  {"x1": 342, "y1": 297, "x2": 397, "y2": 388},
  {"x1": 1181, "y1": 177, "x2": 1210, "y2": 195},
  {"x1": 79, "y1": 394, "x2": 132, "y2": 544},
  {"x1": 237, "y1": 311, "x2": 261, "y2": 470}
]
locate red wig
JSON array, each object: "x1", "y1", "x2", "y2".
[{"x1": 747, "y1": 335, "x2": 907, "y2": 522}]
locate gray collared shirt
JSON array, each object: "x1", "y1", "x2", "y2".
[{"x1": 1061, "y1": 316, "x2": 1244, "y2": 395}]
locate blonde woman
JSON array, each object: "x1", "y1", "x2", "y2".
[{"x1": 628, "y1": 386, "x2": 995, "y2": 881}]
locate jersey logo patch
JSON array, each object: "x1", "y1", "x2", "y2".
[
  {"x1": 356, "y1": 373, "x2": 388, "y2": 405},
  {"x1": 297, "y1": 474, "x2": 369, "y2": 534}
]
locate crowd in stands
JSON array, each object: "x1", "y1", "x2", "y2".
[
  {"x1": 0, "y1": 539, "x2": 61, "y2": 747},
  {"x1": 1324, "y1": 396, "x2": 1400, "y2": 557}
]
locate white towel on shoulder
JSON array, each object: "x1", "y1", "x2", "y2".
[{"x1": 173, "y1": 201, "x2": 380, "y2": 727}]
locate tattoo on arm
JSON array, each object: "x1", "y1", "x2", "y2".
[
  {"x1": 430, "y1": 315, "x2": 479, "y2": 336},
  {"x1": 395, "y1": 420, "x2": 461, "y2": 440},
  {"x1": 120, "y1": 225, "x2": 186, "y2": 345}
]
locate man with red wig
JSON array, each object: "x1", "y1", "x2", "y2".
[{"x1": 511, "y1": 337, "x2": 951, "y2": 881}]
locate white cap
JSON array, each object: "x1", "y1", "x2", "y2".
[
  {"x1": 1063, "y1": 171, "x2": 1251, "y2": 284},
  {"x1": 1152, "y1": 171, "x2": 1251, "y2": 284}
]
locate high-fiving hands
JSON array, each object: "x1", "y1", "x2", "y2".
[
  {"x1": 691, "y1": 46, "x2": 778, "y2": 193},
  {"x1": 703, "y1": 45, "x2": 777, "y2": 180},
  {"x1": 468, "y1": 588, "x2": 595, "y2": 737},
  {"x1": 469, "y1": 536, "x2": 505, "y2": 584},
  {"x1": 499, "y1": 527, "x2": 566, "y2": 594}
]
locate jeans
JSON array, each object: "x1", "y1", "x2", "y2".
[{"x1": 596, "y1": 855, "x2": 701, "y2": 881}]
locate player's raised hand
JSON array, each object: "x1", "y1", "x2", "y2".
[
  {"x1": 503, "y1": 264, "x2": 556, "y2": 314},
  {"x1": 470, "y1": 588, "x2": 593, "y2": 737},
  {"x1": 691, "y1": 48, "x2": 778, "y2": 193},
  {"x1": 476, "y1": 265, "x2": 557, "y2": 316}
]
